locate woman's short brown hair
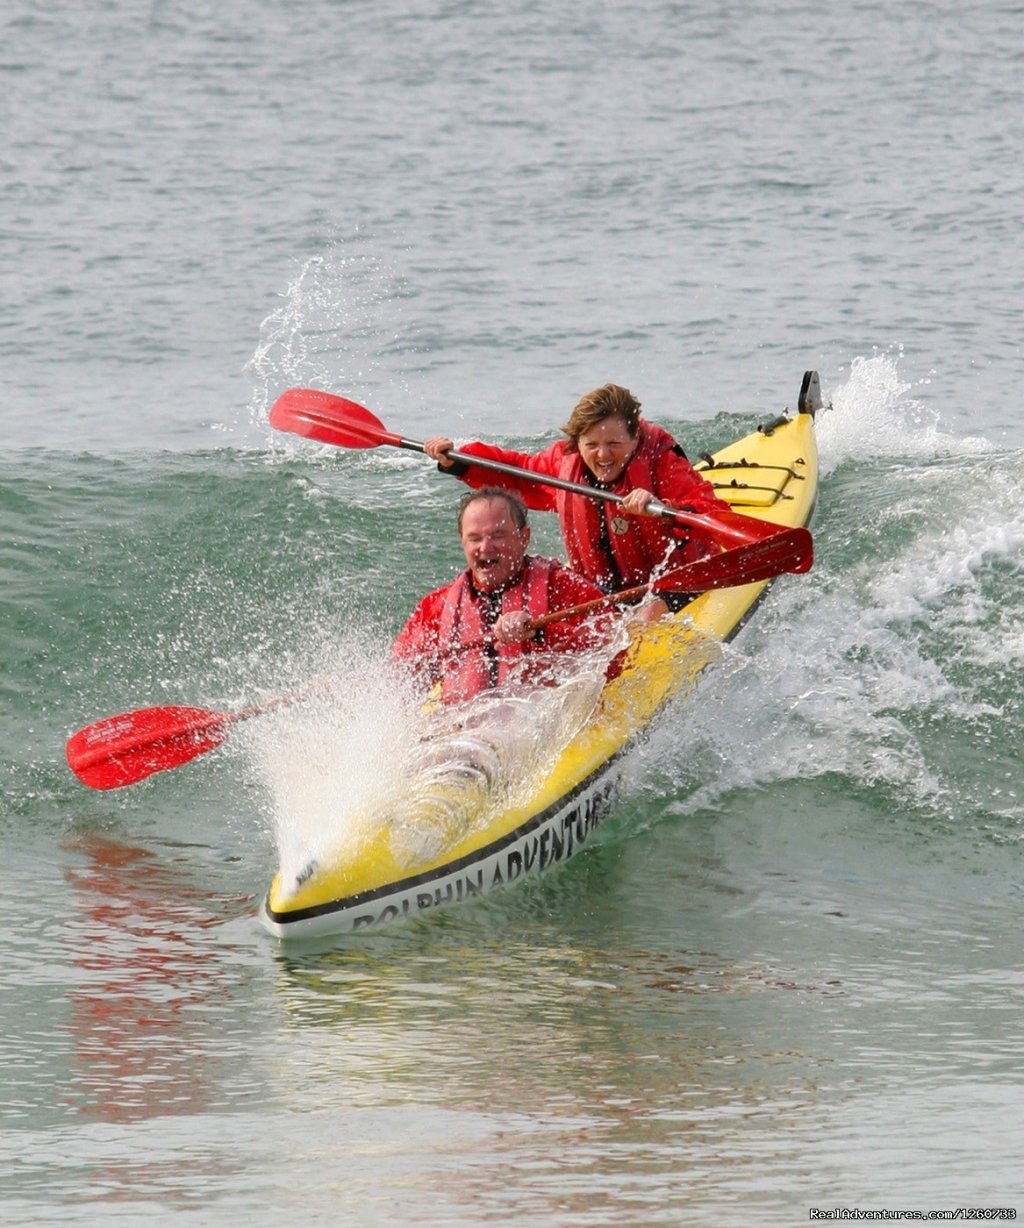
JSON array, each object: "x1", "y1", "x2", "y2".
[{"x1": 561, "y1": 384, "x2": 642, "y2": 452}]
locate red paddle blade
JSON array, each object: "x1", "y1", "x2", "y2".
[
  {"x1": 66, "y1": 705, "x2": 232, "y2": 791},
  {"x1": 667, "y1": 504, "x2": 795, "y2": 548},
  {"x1": 662, "y1": 527, "x2": 813, "y2": 591},
  {"x1": 269, "y1": 388, "x2": 400, "y2": 450}
]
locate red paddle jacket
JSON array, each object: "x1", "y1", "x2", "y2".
[
  {"x1": 392, "y1": 556, "x2": 610, "y2": 704},
  {"x1": 447, "y1": 422, "x2": 731, "y2": 590}
]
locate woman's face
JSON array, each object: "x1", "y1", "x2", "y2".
[{"x1": 576, "y1": 415, "x2": 637, "y2": 484}]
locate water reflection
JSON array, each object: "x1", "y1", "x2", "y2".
[
  {"x1": 260, "y1": 891, "x2": 847, "y2": 1223},
  {"x1": 60, "y1": 831, "x2": 251, "y2": 1124}
]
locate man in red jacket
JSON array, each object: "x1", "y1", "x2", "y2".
[{"x1": 393, "y1": 488, "x2": 615, "y2": 704}]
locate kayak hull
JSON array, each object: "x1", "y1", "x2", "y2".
[
  {"x1": 260, "y1": 376, "x2": 820, "y2": 939},
  {"x1": 261, "y1": 758, "x2": 623, "y2": 934}
]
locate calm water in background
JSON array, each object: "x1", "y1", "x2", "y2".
[{"x1": 2, "y1": 2, "x2": 1023, "y2": 1224}]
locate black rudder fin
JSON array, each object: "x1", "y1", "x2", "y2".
[{"x1": 798, "y1": 370, "x2": 822, "y2": 417}]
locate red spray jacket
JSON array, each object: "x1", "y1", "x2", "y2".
[{"x1": 392, "y1": 556, "x2": 610, "y2": 703}]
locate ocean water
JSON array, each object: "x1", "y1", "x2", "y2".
[{"x1": 2, "y1": 1, "x2": 1023, "y2": 1224}]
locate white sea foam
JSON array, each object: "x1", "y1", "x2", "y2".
[
  {"x1": 817, "y1": 352, "x2": 993, "y2": 476},
  {"x1": 633, "y1": 357, "x2": 1023, "y2": 819}
]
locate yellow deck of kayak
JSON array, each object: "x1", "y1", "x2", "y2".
[{"x1": 260, "y1": 380, "x2": 819, "y2": 937}]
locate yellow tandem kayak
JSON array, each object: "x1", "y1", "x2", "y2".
[{"x1": 259, "y1": 371, "x2": 821, "y2": 937}]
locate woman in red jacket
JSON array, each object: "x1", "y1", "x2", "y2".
[{"x1": 424, "y1": 384, "x2": 732, "y2": 617}]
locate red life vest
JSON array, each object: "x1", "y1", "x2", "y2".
[
  {"x1": 556, "y1": 421, "x2": 690, "y2": 589},
  {"x1": 436, "y1": 557, "x2": 557, "y2": 703}
]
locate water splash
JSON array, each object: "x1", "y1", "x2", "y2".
[
  {"x1": 818, "y1": 351, "x2": 992, "y2": 475},
  {"x1": 629, "y1": 361, "x2": 1023, "y2": 832},
  {"x1": 246, "y1": 654, "x2": 419, "y2": 885},
  {"x1": 245, "y1": 242, "x2": 410, "y2": 436},
  {"x1": 388, "y1": 671, "x2": 605, "y2": 867},
  {"x1": 248, "y1": 644, "x2": 609, "y2": 883}
]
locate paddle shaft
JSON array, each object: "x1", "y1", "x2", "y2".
[
  {"x1": 528, "y1": 583, "x2": 646, "y2": 630},
  {"x1": 69, "y1": 524, "x2": 806, "y2": 789},
  {"x1": 450, "y1": 583, "x2": 648, "y2": 657},
  {"x1": 396, "y1": 437, "x2": 768, "y2": 546},
  {"x1": 453, "y1": 559, "x2": 721, "y2": 655},
  {"x1": 269, "y1": 386, "x2": 804, "y2": 551},
  {"x1": 450, "y1": 528, "x2": 815, "y2": 655}
]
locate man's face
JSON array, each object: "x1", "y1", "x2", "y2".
[{"x1": 459, "y1": 498, "x2": 530, "y2": 593}]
